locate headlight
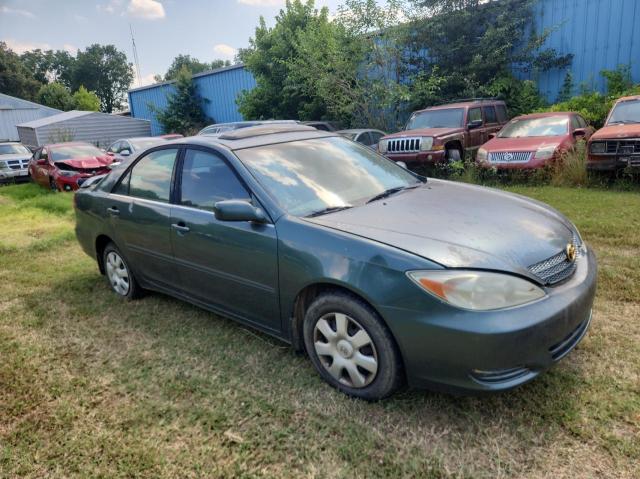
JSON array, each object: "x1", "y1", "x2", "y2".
[
  {"x1": 379, "y1": 140, "x2": 388, "y2": 154},
  {"x1": 57, "y1": 170, "x2": 77, "y2": 177},
  {"x1": 534, "y1": 145, "x2": 557, "y2": 160},
  {"x1": 590, "y1": 142, "x2": 606, "y2": 154},
  {"x1": 476, "y1": 148, "x2": 488, "y2": 162},
  {"x1": 419, "y1": 137, "x2": 434, "y2": 151},
  {"x1": 0, "y1": 160, "x2": 7, "y2": 169},
  {"x1": 407, "y1": 270, "x2": 546, "y2": 311}
]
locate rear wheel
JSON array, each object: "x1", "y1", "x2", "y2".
[
  {"x1": 103, "y1": 243, "x2": 142, "y2": 300},
  {"x1": 303, "y1": 291, "x2": 403, "y2": 400}
]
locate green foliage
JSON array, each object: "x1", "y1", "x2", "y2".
[
  {"x1": 152, "y1": 66, "x2": 210, "y2": 135},
  {"x1": 72, "y1": 44, "x2": 133, "y2": 113},
  {"x1": 0, "y1": 42, "x2": 41, "y2": 101},
  {"x1": 162, "y1": 54, "x2": 232, "y2": 81},
  {"x1": 72, "y1": 86, "x2": 100, "y2": 111},
  {"x1": 36, "y1": 82, "x2": 75, "y2": 111},
  {"x1": 558, "y1": 71, "x2": 574, "y2": 102},
  {"x1": 238, "y1": 0, "x2": 335, "y2": 121},
  {"x1": 486, "y1": 76, "x2": 546, "y2": 117},
  {"x1": 541, "y1": 65, "x2": 640, "y2": 128},
  {"x1": 20, "y1": 49, "x2": 75, "y2": 87}
]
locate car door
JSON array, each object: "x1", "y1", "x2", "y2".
[
  {"x1": 482, "y1": 105, "x2": 501, "y2": 141},
  {"x1": 170, "y1": 147, "x2": 280, "y2": 331},
  {"x1": 106, "y1": 147, "x2": 181, "y2": 289},
  {"x1": 466, "y1": 107, "x2": 484, "y2": 149}
]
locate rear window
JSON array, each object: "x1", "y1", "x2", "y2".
[{"x1": 483, "y1": 106, "x2": 497, "y2": 124}]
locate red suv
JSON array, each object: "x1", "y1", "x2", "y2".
[
  {"x1": 379, "y1": 99, "x2": 509, "y2": 165},
  {"x1": 29, "y1": 142, "x2": 114, "y2": 191}
]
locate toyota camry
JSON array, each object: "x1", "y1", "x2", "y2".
[{"x1": 74, "y1": 124, "x2": 597, "y2": 399}]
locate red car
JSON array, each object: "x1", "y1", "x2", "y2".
[
  {"x1": 476, "y1": 112, "x2": 594, "y2": 169},
  {"x1": 29, "y1": 142, "x2": 114, "y2": 191}
]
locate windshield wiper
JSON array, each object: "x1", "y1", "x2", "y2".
[
  {"x1": 306, "y1": 205, "x2": 353, "y2": 218},
  {"x1": 367, "y1": 185, "x2": 420, "y2": 204}
]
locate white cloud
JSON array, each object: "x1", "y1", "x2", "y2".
[
  {"x1": 97, "y1": 0, "x2": 122, "y2": 14},
  {"x1": 237, "y1": 0, "x2": 285, "y2": 6},
  {"x1": 73, "y1": 13, "x2": 88, "y2": 23},
  {"x1": 213, "y1": 43, "x2": 238, "y2": 60},
  {"x1": 4, "y1": 39, "x2": 51, "y2": 54},
  {"x1": 63, "y1": 44, "x2": 78, "y2": 55},
  {"x1": 127, "y1": 0, "x2": 165, "y2": 20},
  {"x1": 132, "y1": 65, "x2": 159, "y2": 87},
  {"x1": 0, "y1": 6, "x2": 35, "y2": 18}
]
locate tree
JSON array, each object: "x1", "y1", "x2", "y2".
[
  {"x1": 238, "y1": 0, "x2": 333, "y2": 120},
  {"x1": 20, "y1": 49, "x2": 75, "y2": 86},
  {"x1": 162, "y1": 54, "x2": 232, "y2": 81},
  {"x1": 72, "y1": 44, "x2": 133, "y2": 113},
  {"x1": 36, "y1": 82, "x2": 75, "y2": 110},
  {"x1": 0, "y1": 42, "x2": 42, "y2": 100},
  {"x1": 72, "y1": 86, "x2": 101, "y2": 111},
  {"x1": 152, "y1": 66, "x2": 210, "y2": 135}
]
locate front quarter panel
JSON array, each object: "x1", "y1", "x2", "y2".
[{"x1": 276, "y1": 215, "x2": 443, "y2": 338}]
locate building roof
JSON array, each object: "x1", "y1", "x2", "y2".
[
  {"x1": 0, "y1": 93, "x2": 61, "y2": 112},
  {"x1": 18, "y1": 110, "x2": 92, "y2": 129},
  {"x1": 128, "y1": 63, "x2": 247, "y2": 94}
]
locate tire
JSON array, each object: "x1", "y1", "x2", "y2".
[
  {"x1": 446, "y1": 148, "x2": 462, "y2": 163},
  {"x1": 49, "y1": 177, "x2": 59, "y2": 192},
  {"x1": 102, "y1": 242, "x2": 142, "y2": 300},
  {"x1": 303, "y1": 291, "x2": 403, "y2": 400}
]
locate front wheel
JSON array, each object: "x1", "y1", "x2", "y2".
[
  {"x1": 49, "y1": 177, "x2": 59, "y2": 192},
  {"x1": 303, "y1": 292, "x2": 404, "y2": 400},
  {"x1": 445, "y1": 148, "x2": 462, "y2": 163}
]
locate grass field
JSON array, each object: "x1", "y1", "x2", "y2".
[{"x1": 0, "y1": 182, "x2": 638, "y2": 478}]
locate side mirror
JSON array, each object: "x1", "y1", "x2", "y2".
[
  {"x1": 573, "y1": 128, "x2": 586, "y2": 138},
  {"x1": 214, "y1": 200, "x2": 267, "y2": 223},
  {"x1": 396, "y1": 161, "x2": 408, "y2": 169},
  {"x1": 106, "y1": 151, "x2": 115, "y2": 156},
  {"x1": 467, "y1": 119, "x2": 483, "y2": 130},
  {"x1": 120, "y1": 149, "x2": 131, "y2": 157},
  {"x1": 488, "y1": 133, "x2": 497, "y2": 140}
]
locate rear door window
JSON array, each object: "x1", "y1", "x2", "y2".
[
  {"x1": 356, "y1": 132, "x2": 373, "y2": 146},
  {"x1": 495, "y1": 105, "x2": 508, "y2": 123},
  {"x1": 483, "y1": 106, "x2": 497, "y2": 124},
  {"x1": 128, "y1": 148, "x2": 178, "y2": 202},
  {"x1": 179, "y1": 149, "x2": 250, "y2": 211}
]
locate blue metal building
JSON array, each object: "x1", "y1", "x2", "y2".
[
  {"x1": 128, "y1": 64, "x2": 256, "y2": 135},
  {"x1": 129, "y1": 0, "x2": 639, "y2": 132}
]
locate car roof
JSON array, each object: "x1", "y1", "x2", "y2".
[
  {"x1": 338, "y1": 128, "x2": 382, "y2": 134},
  {"x1": 171, "y1": 124, "x2": 336, "y2": 151},
  {"x1": 614, "y1": 95, "x2": 640, "y2": 103},
  {"x1": 511, "y1": 112, "x2": 575, "y2": 120},
  {"x1": 415, "y1": 99, "x2": 505, "y2": 113}
]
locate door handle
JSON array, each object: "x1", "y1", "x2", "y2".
[
  {"x1": 107, "y1": 206, "x2": 120, "y2": 216},
  {"x1": 171, "y1": 223, "x2": 190, "y2": 233}
]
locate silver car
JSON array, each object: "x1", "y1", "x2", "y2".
[
  {"x1": 0, "y1": 142, "x2": 32, "y2": 182},
  {"x1": 106, "y1": 137, "x2": 168, "y2": 163},
  {"x1": 338, "y1": 129, "x2": 387, "y2": 150}
]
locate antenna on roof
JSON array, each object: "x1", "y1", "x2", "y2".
[{"x1": 129, "y1": 24, "x2": 142, "y2": 87}]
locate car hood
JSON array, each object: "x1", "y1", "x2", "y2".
[
  {"x1": 383, "y1": 127, "x2": 464, "y2": 139},
  {"x1": 591, "y1": 124, "x2": 640, "y2": 140},
  {"x1": 55, "y1": 155, "x2": 113, "y2": 169},
  {"x1": 482, "y1": 136, "x2": 564, "y2": 151},
  {"x1": 304, "y1": 179, "x2": 576, "y2": 280}
]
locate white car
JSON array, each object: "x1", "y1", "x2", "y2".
[
  {"x1": 106, "y1": 137, "x2": 168, "y2": 163},
  {"x1": 0, "y1": 142, "x2": 32, "y2": 182}
]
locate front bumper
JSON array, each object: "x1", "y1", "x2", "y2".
[
  {"x1": 385, "y1": 150, "x2": 447, "y2": 165},
  {"x1": 587, "y1": 154, "x2": 640, "y2": 171},
  {"x1": 0, "y1": 168, "x2": 29, "y2": 181},
  {"x1": 379, "y1": 247, "x2": 597, "y2": 393}
]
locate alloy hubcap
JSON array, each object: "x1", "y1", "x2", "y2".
[
  {"x1": 313, "y1": 313, "x2": 378, "y2": 388},
  {"x1": 105, "y1": 251, "x2": 130, "y2": 296}
]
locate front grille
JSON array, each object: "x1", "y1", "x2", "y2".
[
  {"x1": 528, "y1": 233, "x2": 583, "y2": 285},
  {"x1": 594, "y1": 139, "x2": 640, "y2": 155},
  {"x1": 549, "y1": 313, "x2": 591, "y2": 361},
  {"x1": 386, "y1": 137, "x2": 422, "y2": 153},
  {"x1": 488, "y1": 151, "x2": 533, "y2": 163},
  {"x1": 5, "y1": 159, "x2": 29, "y2": 170}
]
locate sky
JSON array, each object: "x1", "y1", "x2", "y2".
[{"x1": 0, "y1": 0, "x2": 345, "y2": 87}]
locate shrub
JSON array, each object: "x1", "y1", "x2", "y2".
[{"x1": 548, "y1": 141, "x2": 588, "y2": 187}]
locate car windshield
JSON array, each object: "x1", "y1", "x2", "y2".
[
  {"x1": 498, "y1": 117, "x2": 569, "y2": 138},
  {"x1": 0, "y1": 144, "x2": 30, "y2": 155},
  {"x1": 405, "y1": 108, "x2": 464, "y2": 129},
  {"x1": 129, "y1": 139, "x2": 164, "y2": 150},
  {"x1": 51, "y1": 144, "x2": 103, "y2": 161},
  {"x1": 607, "y1": 99, "x2": 640, "y2": 125},
  {"x1": 235, "y1": 137, "x2": 422, "y2": 217}
]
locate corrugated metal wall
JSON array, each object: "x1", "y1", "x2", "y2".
[
  {"x1": 128, "y1": 65, "x2": 256, "y2": 135},
  {"x1": 0, "y1": 109, "x2": 57, "y2": 142},
  {"x1": 18, "y1": 112, "x2": 151, "y2": 148},
  {"x1": 527, "y1": 0, "x2": 639, "y2": 101},
  {"x1": 129, "y1": 0, "x2": 639, "y2": 129}
]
